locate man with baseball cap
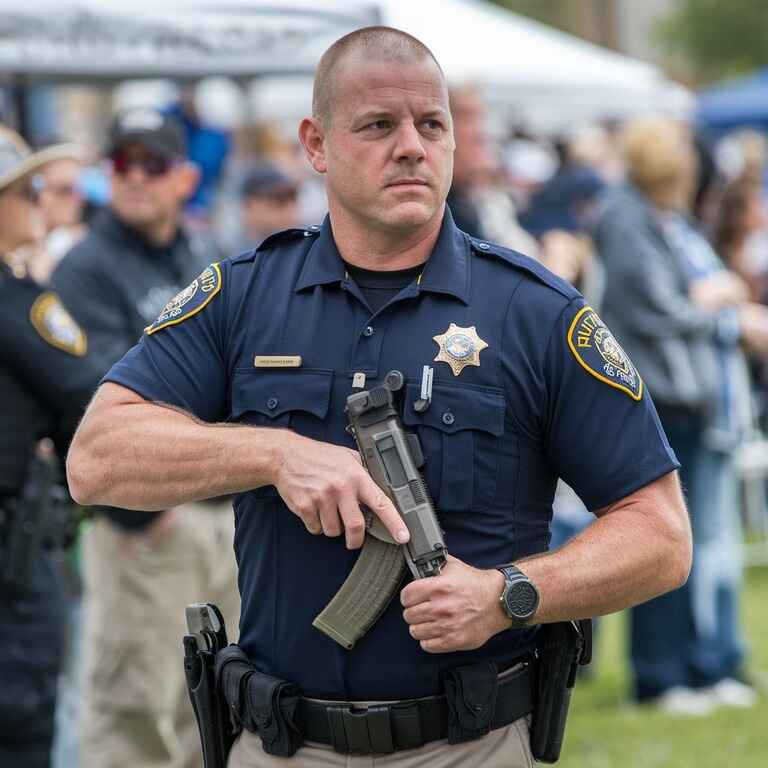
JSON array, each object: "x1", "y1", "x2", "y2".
[
  {"x1": 238, "y1": 160, "x2": 300, "y2": 252},
  {"x1": 51, "y1": 108, "x2": 240, "y2": 768},
  {"x1": 0, "y1": 124, "x2": 103, "y2": 768}
]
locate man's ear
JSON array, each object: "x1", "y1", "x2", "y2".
[
  {"x1": 176, "y1": 161, "x2": 201, "y2": 201},
  {"x1": 298, "y1": 117, "x2": 327, "y2": 174}
]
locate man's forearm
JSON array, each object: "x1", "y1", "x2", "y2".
[
  {"x1": 67, "y1": 387, "x2": 285, "y2": 510},
  {"x1": 492, "y1": 472, "x2": 692, "y2": 629}
]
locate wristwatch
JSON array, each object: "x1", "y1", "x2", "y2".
[{"x1": 497, "y1": 565, "x2": 540, "y2": 627}]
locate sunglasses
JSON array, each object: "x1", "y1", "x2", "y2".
[{"x1": 111, "y1": 150, "x2": 175, "y2": 178}]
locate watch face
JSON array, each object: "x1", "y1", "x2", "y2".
[{"x1": 504, "y1": 580, "x2": 539, "y2": 620}]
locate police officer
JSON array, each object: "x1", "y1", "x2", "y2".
[
  {"x1": 51, "y1": 109, "x2": 239, "y2": 768},
  {"x1": 67, "y1": 28, "x2": 692, "y2": 768},
  {"x1": 0, "y1": 126, "x2": 102, "y2": 768}
]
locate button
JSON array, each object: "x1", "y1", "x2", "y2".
[
  {"x1": 303, "y1": 230, "x2": 313, "y2": 237},
  {"x1": 266, "y1": 397, "x2": 279, "y2": 410},
  {"x1": 308, "y1": 224, "x2": 320, "y2": 231},
  {"x1": 363, "y1": 325, "x2": 374, "y2": 337},
  {"x1": 477, "y1": 242, "x2": 490, "y2": 250},
  {"x1": 441, "y1": 412, "x2": 455, "y2": 426}
]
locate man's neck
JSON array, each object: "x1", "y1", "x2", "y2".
[
  {"x1": 329, "y1": 205, "x2": 444, "y2": 271},
  {"x1": 112, "y1": 209, "x2": 178, "y2": 248}
]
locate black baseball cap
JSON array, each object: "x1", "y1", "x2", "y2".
[
  {"x1": 240, "y1": 162, "x2": 297, "y2": 199},
  {"x1": 106, "y1": 108, "x2": 186, "y2": 158}
]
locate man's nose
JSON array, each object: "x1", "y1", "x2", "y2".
[{"x1": 392, "y1": 123, "x2": 426, "y2": 163}]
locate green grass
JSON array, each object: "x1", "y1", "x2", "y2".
[{"x1": 558, "y1": 568, "x2": 768, "y2": 767}]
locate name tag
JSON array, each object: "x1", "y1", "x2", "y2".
[{"x1": 254, "y1": 355, "x2": 303, "y2": 368}]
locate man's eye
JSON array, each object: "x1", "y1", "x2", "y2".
[
  {"x1": 367, "y1": 120, "x2": 391, "y2": 131},
  {"x1": 422, "y1": 120, "x2": 443, "y2": 132}
]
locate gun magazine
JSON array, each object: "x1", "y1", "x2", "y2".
[{"x1": 313, "y1": 535, "x2": 407, "y2": 649}]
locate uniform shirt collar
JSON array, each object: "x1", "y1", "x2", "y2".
[{"x1": 294, "y1": 206, "x2": 470, "y2": 304}]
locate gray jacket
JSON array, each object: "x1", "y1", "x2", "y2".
[{"x1": 594, "y1": 186, "x2": 720, "y2": 414}]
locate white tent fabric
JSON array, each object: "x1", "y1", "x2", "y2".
[
  {"x1": 0, "y1": 0, "x2": 377, "y2": 78},
  {"x1": 379, "y1": 0, "x2": 691, "y2": 130},
  {"x1": 0, "y1": 0, "x2": 690, "y2": 131}
]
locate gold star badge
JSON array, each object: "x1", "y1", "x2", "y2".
[{"x1": 433, "y1": 323, "x2": 488, "y2": 376}]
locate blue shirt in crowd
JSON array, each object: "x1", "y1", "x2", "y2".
[{"x1": 103, "y1": 208, "x2": 678, "y2": 700}]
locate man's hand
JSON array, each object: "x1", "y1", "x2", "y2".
[
  {"x1": 271, "y1": 430, "x2": 410, "y2": 549},
  {"x1": 739, "y1": 302, "x2": 768, "y2": 356},
  {"x1": 400, "y1": 555, "x2": 510, "y2": 653}
]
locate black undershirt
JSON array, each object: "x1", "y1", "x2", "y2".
[{"x1": 344, "y1": 262, "x2": 423, "y2": 314}]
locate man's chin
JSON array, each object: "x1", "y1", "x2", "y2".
[{"x1": 381, "y1": 202, "x2": 439, "y2": 231}]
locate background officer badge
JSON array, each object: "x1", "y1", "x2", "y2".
[
  {"x1": 29, "y1": 292, "x2": 87, "y2": 356},
  {"x1": 567, "y1": 305, "x2": 643, "y2": 401},
  {"x1": 145, "y1": 263, "x2": 222, "y2": 335},
  {"x1": 433, "y1": 323, "x2": 488, "y2": 376}
]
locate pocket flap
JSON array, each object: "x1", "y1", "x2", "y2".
[
  {"x1": 231, "y1": 369, "x2": 333, "y2": 420},
  {"x1": 402, "y1": 382, "x2": 505, "y2": 436}
]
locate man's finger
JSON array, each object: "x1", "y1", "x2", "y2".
[
  {"x1": 402, "y1": 604, "x2": 435, "y2": 625},
  {"x1": 357, "y1": 476, "x2": 409, "y2": 544},
  {"x1": 337, "y1": 491, "x2": 366, "y2": 549},
  {"x1": 409, "y1": 621, "x2": 443, "y2": 641},
  {"x1": 318, "y1": 499, "x2": 343, "y2": 537},
  {"x1": 400, "y1": 579, "x2": 433, "y2": 608}
]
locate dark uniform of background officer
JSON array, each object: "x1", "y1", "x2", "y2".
[
  {"x1": 0, "y1": 126, "x2": 102, "y2": 768},
  {"x1": 67, "y1": 28, "x2": 693, "y2": 768}
]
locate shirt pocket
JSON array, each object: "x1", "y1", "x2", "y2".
[
  {"x1": 402, "y1": 381, "x2": 505, "y2": 512},
  {"x1": 230, "y1": 368, "x2": 334, "y2": 442}
]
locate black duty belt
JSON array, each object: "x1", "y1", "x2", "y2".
[{"x1": 295, "y1": 662, "x2": 533, "y2": 755}]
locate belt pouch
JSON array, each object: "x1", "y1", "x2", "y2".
[
  {"x1": 530, "y1": 622, "x2": 583, "y2": 763},
  {"x1": 443, "y1": 660, "x2": 498, "y2": 744},
  {"x1": 216, "y1": 645, "x2": 303, "y2": 757}
]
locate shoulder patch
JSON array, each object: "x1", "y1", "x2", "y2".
[
  {"x1": 567, "y1": 306, "x2": 643, "y2": 401},
  {"x1": 145, "y1": 263, "x2": 222, "y2": 335},
  {"x1": 29, "y1": 292, "x2": 87, "y2": 356}
]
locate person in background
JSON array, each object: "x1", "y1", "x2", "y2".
[
  {"x1": 0, "y1": 124, "x2": 103, "y2": 768},
  {"x1": 167, "y1": 88, "x2": 232, "y2": 226},
  {"x1": 519, "y1": 136, "x2": 606, "y2": 303},
  {"x1": 38, "y1": 150, "x2": 88, "y2": 265},
  {"x1": 237, "y1": 161, "x2": 300, "y2": 252},
  {"x1": 595, "y1": 116, "x2": 767, "y2": 715},
  {"x1": 447, "y1": 85, "x2": 539, "y2": 256},
  {"x1": 51, "y1": 108, "x2": 240, "y2": 768},
  {"x1": 714, "y1": 178, "x2": 768, "y2": 304}
]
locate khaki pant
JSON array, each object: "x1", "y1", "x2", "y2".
[
  {"x1": 82, "y1": 501, "x2": 240, "y2": 768},
  {"x1": 227, "y1": 718, "x2": 534, "y2": 768}
]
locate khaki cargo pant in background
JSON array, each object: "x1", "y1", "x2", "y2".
[
  {"x1": 82, "y1": 500, "x2": 240, "y2": 768},
  {"x1": 227, "y1": 717, "x2": 535, "y2": 768}
]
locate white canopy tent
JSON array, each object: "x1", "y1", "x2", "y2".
[
  {"x1": 0, "y1": 0, "x2": 690, "y2": 132},
  {"x1": 249, "y1": 0, "x2": 691, "y2": 133},
  {"x1": 379, "y1": 0, "x2": 691, "y2": 131},
  {"x1": 0, "y1": 0, "x2": 377, "y2": 79}
]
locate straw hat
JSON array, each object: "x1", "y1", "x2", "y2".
[{"x1": 0, "y1": 124, "x2": 84, "y2": 193}]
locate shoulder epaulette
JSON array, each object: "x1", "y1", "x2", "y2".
[
  {"x1": 468, "y1": 236, "x2": 579, "y2": 301},
  {"x1": 253, "y1": 225, "x2": 321, "y2": 255}
]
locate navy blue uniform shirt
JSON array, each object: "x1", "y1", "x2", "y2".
[{"x1": 104, "y1": 209, "x2": 679, "y2": 700}]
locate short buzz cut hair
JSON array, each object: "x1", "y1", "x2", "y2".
[{"x1": 312, "y1": 26, "x2": 445, "y2": 126}]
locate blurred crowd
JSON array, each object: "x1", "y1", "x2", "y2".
[{"x1": 3, "y1": 82, "x2": 768, "y2": 766}]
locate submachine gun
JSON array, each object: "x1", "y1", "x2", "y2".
[{"x1": 313, "y1": 370, "x2": 448, "y2": 649}]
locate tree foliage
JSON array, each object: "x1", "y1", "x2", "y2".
[{"x1": 657, "y1": 0, "x2": 768, "y2": 81}]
